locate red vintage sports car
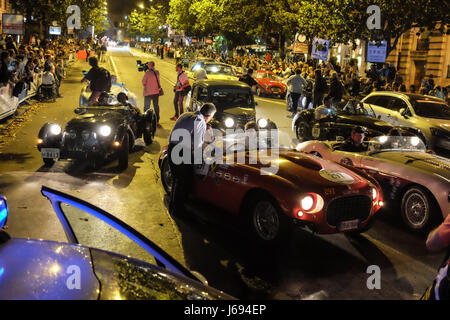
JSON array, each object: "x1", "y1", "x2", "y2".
[
  {"x1": 254, "y1": 70, "x2": 287, "y2": 98},
  {"x1": 159, "y1": 134, "x2": 383, "y2": 243}
]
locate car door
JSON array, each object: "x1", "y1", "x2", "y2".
[
  {"x1": 381, "y1": 96, "x2": 408, "y2": 126},
  {"x1": 185, "y1": 85, "x2": 198, "y2": 111},
  {"x1": 364, "y1": 95, "x2": 394, "y2": 123}
]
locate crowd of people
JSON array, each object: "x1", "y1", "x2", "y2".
[
  {"x1": 0, "y1": 35, "x2": 79, "y2": 101},
  {"x1": 138, "y1": 42, "x2": 450, "y2": 107}
]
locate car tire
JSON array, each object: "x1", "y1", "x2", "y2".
[
  {"x1": 400, "y1": 186, "x2": 440, "y2": 233},
  {"x1": 296, "y1": 120, "x2": 311, "y2": 141},
  {"x1": 247, "y1": 194, "x2": 290, "y2": 245},
  {"x1": 118, "y1": 133, "x2": 129, "y2": 170},
  {"x1": 43, "y1": 158, "x2": 55, "y2": 166},
  {"x1": 143, "y1": 120, "x2": 153, "y2": 146},
  {"x1": 160, "y1": 157, "x2": 173, "y2": 194}
]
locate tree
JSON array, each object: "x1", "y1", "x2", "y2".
[
  {"x1": 127, "y1": 6, "x2": 167, "y2": 41},
  {"x1": 288, "y1": 0, "x2": 449, "y2": 56},
  {"x1": 10, "y1": 0, "x2": 107, "y2": 39}
]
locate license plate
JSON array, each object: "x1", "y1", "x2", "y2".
[
  {"x1": 41, "y1": 148, "x2": 60, "y2": 159},
  {"x1": 339, "y1": 219, "x2": 359, "y2": 231}
]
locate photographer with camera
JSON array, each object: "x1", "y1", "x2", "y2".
[{"x1": 142, "y1": 61, "x2": 162, "y2": 125}]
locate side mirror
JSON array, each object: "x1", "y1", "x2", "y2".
[
  {"x1": 74, "y1": 108, "x2": 86, "y2": 115},
  {"x1": 399, "y1": 108, "x2": 408, "y2": 118}
]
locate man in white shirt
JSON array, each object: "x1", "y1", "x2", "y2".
[
  {"x1": 286, "y1": 69, "x2": 307, "y2": 117},
  {"x1": 168, "y1": 103, "x2": 216, "y2": 216}
]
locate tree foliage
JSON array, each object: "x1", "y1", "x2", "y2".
[
  {"x1": 166, "y1": 0, "x2": 448, "y2": 53},
  {"x1": 127, "y1": 5, "x2": 167, "y2": 40},
  {"x1": 10, "y1": 0, "x2": 107, "y2": 37}
]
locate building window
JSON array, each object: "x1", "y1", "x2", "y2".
[{"x1": 447, "y1": 65, "x2": 450, "y2": 79}]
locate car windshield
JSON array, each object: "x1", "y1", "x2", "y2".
[
  {"x1": 411, "y1": 99, "x2": 450, "y2": 120},
  {"x1": 205, "y1": 131, "x2": 292, "y2": 155},
  {"x1": 210, "y1": 88, "x2": 254, "y2": 109},
  {"x1": 368, "y1": 136, "x2": 426, "y2": 153},
  {"x1": 255, "y1": 72, "x2": 282, "y2": 81},
  {"x1": 339, "y1": 100, "x2": 376, "y2": 118},
  {"x1": 203, "y1": 64, "x2": 236, "y2": 76}
]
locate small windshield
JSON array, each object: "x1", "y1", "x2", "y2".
[
  {"x1": 411, "y1": 100, "x2": 450, "y2": 120},
  {"x1": 255, "y1": 72, "x2": 282, "y2": 81},
  {"x1": 340, "y1": 100, "x2": 376, "y2": 118},
  {"x1": 210, "y1": 88, "x2": 254, "y2": 109},
  {"x1": 368, "y1": 136, "x2": 426, "y2": 153},
  {"x1": 203, "y1": 64, "x2": 236, "y2": 76},
  {"x1": 205, "y1": 131, "x2": 292, "y2": 155}
]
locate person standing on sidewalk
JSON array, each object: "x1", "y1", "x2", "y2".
[
  {"x1": 142, "y1": 61, "x2": 161, "y2": 125},
  {"x1": 171, "y1": 64, "x2": 190, "y2": 121}
]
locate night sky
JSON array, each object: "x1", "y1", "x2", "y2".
[{"x1": 109, "y1": 0, "x2": 141, "y2": 15}]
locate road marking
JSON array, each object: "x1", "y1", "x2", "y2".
[{"x1": 109, "y1": 55, "x2": 119, "y2": 76}]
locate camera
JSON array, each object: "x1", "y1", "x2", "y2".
[{"x1": 137, "y1": 60, "x2": 149, "y2": 72}]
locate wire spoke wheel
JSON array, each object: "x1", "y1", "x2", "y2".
[
  {"x1": 404, "y1": 192, "x2": 428, "y2": 227},
  {"x1": 252, "y1": 200, "x2": 280, "y2": 241},
  {"x1": 401, "y1": 187, "x2": 437, "y2": 232}
]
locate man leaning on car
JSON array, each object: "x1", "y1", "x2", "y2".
[{"x1": 168, "y1": 103, "x2": 216, "y2": 216}]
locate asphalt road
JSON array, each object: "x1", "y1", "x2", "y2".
[{"x1": 0, "y1": 48, "x2": 445, "y2": 300}]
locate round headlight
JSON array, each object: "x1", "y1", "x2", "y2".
[
  {"x1": 225, "y1": 118, "x2": 234, "y2": 128},
  {"x1": 50, "y1": 124, "x2": 61, "y2": 135},
  {"x1": 372, "y1": 187, "x2": 378, "y2": 200},
  {"x1": 301, "y1": 195, "x2": 314, "y2": 211},
  {"x1": 379, "y1": 135, "x2": 388, "y2": 143},
  {"x1": 99, "y1": 125, "x2": 112, "y2": 137},
  {"x1": 258, "y1": 118, "x2": 268, "y2": 128}
]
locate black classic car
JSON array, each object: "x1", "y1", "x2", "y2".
[
  {"x1": 292, "y1": 99, "x2": 416, "y2": 141},
  {"x1": 185, "y1": 79, "x2": 275, "y2": 132},
  {"x1": 37, "y1": 92, "x2": 157, "y2": 170}
]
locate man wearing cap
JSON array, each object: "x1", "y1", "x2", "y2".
[
  {"x1": 168, "y1": 103, "x2": 217, "y2": 216},
  {"x1": 337, "y1": 126, "x2": 368, "y2": 152}
]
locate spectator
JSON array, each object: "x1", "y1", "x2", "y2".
[
  {"x1": 286, "y1": 68, "x2": 307, "y2": 117},
  {"x1": 142, "y1": 61, "x2": 161, "y2": 124},
  {"x1": 328, "y1": 72, "x2": 344, "y2": 103},
  {"x1": 171, "y1": 63, "x2": 190, "y2": 120},
  {"x1": 313, "y1": 69, "x2": 328, "y2": 108},
  {"x1": 433, "y1": 86, "x2": 445, "y2": 100}
]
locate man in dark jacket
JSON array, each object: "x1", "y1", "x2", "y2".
[
  {"x1": 313, "y1": 69, "x2": 328, "y2": 108},
  {"x1": 328, "y1": 72, "x2": 344, "y2": 103}
]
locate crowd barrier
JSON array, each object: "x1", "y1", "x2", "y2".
[{"x1": 0, "y1": 53, "x2": 75, "y2": 121}]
